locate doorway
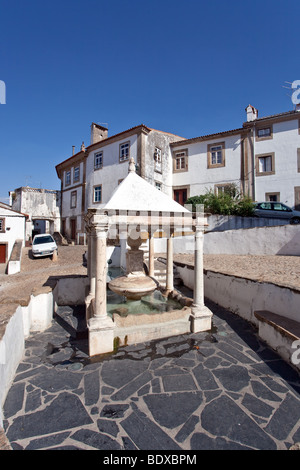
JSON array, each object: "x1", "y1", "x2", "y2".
[
  {"x1": 70, "y1": 218, "x2": 76, "y2": 240},
  {"x1": 295, "y1": 187, "x2": 300, "y2": 211},
  {"x1": 174, "y1": 188, "x2": 188, "y2": 206},
  {"x1": 0, "y1": 244, "x2": 7, "y2": 264}
]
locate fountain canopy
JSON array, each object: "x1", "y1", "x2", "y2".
[{"x1": 104, "y1": 158, "x2": 191, "y2": 300}]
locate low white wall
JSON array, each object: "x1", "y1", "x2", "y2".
[
  {"x1": 0, "y1": 275, "x2": 88, "y2": 427},
  {"x1": 206, "y1": 214, "x2": 288, "y2": 232},
  {"x1": 175, "y1": 263, "x2": 300, "y2": 326},
  {"x1": 203, "y1": 224, "x2": 300, "y2": 255},
  {"x1": 150, "y1": 222, "x2": 300, "y2": 256}
]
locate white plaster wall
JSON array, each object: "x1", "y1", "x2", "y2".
[
  {"x1": 0, "y1": 212, "x2": 25, "y2": 261},
  {"x1": 55, "y1": 276, "x2": 89, "y2": 306},
  {"x1": 0, "y1": 306, "x2": 24, "y2": 425},
  {"x1": 254, "y1": 118, "x2": 300, "y2": 207},
  {"x1": 85, "y1": 135, "x2": 138, "y2": 208},
  {"x1": 172, "y1": 134, "x2": 242, "y2": 197},
  {"x1": 175, "y1": 264, "x2": 300, "y2": 325},
  {"x1": 203, "y1": 224, "x2": 300, "y2": 255},
  {"x1": 62, "y1": 185, "x2": 83, "y2": 220}
]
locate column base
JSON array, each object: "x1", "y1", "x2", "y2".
[
  {"x1": 191, "y1": 304, "x2": 213, "y2": 333},
  {"x1": 88, "y1": 315, "x2": 115, "y2": 356}
]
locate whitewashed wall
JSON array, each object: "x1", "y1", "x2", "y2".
[
  {"x1": 172, "y1": 133, "x2": 242, "y2": 197},
  {"x1": 0, "y1": 208, "x2": 25, "y2": 261},
  {"x1": 85, "y1": 135, "x2": 138, "y2": 209},
  {"x1": 254, "y1": 118, "x2": 300, "y2": 206}
]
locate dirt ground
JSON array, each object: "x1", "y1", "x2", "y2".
[
  {"x1": 1, "y1": 246, "x2": 299, "y2": 307},
  {"x1": 0, "y1": 246, "x2": 87, "y2": 304},
  {"x1": 174, "y1": 253, "x2": 300, "y2": 291}
]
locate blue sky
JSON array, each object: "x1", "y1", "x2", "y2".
[{"x1": 1, "y1": 0, "x2": 300, "y2": 202}]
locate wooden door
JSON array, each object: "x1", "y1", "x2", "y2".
[
  {"x1": 70, "y1": 218, "x2": 76, "y2": 240},
  {"x1": 174, "y1": 188, "x2": 187, "y2": 206},
  {"x1": 295, "y1": 187, "x2": 300, "y2": 211},
  {"x1": 0, "y1": 244, "x2": 6, "y2": 263}
]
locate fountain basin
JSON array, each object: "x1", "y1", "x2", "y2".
[{"x1": 108, "y1": 274, "x2": 157, "y2": 300}]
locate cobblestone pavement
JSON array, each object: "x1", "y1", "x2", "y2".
[
  {"x1": 3, "y1": 298, "x2": 300, "y2": 450},
  {"x1": 1, "y1": 247, "x2": 300, "y2": 451}
]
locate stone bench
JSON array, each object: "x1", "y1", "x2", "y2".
[{"x1": 254, "y1": 310, "x2": 300, "y2": 371}]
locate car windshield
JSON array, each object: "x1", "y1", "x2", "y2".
[{"x1": 33, "y1": 236, "x2": 54, "y2": 245}]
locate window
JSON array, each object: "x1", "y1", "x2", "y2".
[
  {"x1": 297, "y1": 149, "x2": 300, "y2": 172},
  {"x1": 154, "y1": 147, "x2": 162, "y2": 172},
  {"x1": 155, "y1": 181, "x2": 162, "y2": 191},
  {"x1": 74, "y1": 166, "x2": 80, "y2": 182},
  {"x1": 256, "y1": 153, "x2": 275, "y2": 176},
  {"x1": 93, "y1": 185, "x2": 102, "y2": 203},
  {"x1": 207, "y1": 142, "x2": 225, "y2": 168},
  {"x1": 173, "y1": 150, "x2": 188, "y2": 172},
  {"x1": 257, "y1": 128, "x2": 271, "y2": 138},
  {"x1": 119, "y1": 142, "x2": 130, "y2": 162},
  {"x1": 71, "y1": 191, "x2": 77, "y2": 208},
  {"x1": 0, "y1": 218, "x2": 5, "y2": 232},
  {"x1": 266, "y1": 192, "x2": 280, "y2": 202},
  {"x1": 256, "y1": 126, "x2": 273, "y2": 140},
  {"x1": 94, "y1": 152, "x2": 103, "y2": 170},
  {"x1": 65, "y1": 170, "x2": 71, "y2": 186}
]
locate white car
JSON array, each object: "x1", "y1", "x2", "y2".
[{"x1": 32, "y1": 234, "x2": 58, "y2": 258}]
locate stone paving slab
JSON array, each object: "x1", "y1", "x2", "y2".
[{"x1": 3, "y1": 300, "x2": 300, "y2": 451}]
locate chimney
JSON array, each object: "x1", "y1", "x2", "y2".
[
  {"x1": 245, "y1": 104, "x2": 258, "y2": 122},
  {"x1": 91, "y1": 123, "x2": 108, "y2": 145},
  {"x1": 72, "y1": 146, "x2": 75, "y2": 155}
]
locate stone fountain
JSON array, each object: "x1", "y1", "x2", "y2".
[
  {"x1": 108, "y1": 227, "x2": 157, "y2": 300},
  {"x1": 84, "y1": 157, "x2": 213, "y2": 356}
]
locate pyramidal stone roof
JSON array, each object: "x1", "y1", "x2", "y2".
[{"x1": 104, "y1": 158, "x2": 190, "y2": 213}]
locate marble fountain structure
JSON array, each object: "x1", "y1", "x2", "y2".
[{"x1": 85, "y1": 158, "x2": 212, "y2": 356}]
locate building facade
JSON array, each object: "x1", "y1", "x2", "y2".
[
  {"x1": 56, "y1": 123, "x2": 183, "y2": 241},
  {"x1": 55, "y1": 105, "x2": 300, "y2": 242},
  {"x1": 9, "y1": 186, "x2": 61, "y2": 242},
  {"x1": 0, "y1": 202, "x2": 26, "y2": 268}
]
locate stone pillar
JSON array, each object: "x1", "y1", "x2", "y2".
[
  {"x1": 85, "y1": 228, "x2": 96, "y2": 321},
  {"x1": 191, "y1": 223, "x2": 212, "y2": 333},
  {"x1": 88, "y1": 215, "x2": 115, "y2": 356},
  {"x1": 166, "y1": 229, "x2": 174, "y2": 292},
  {"x1": 148, "y1": 231, "x2": 155, "y2": 278}
]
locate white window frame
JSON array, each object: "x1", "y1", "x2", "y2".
[
  {"x1": 65, "y1": 170, "x2": 71, "y2": 186},
  {"x1": 154, "y1": 147, "x2": 162, "y2": 172},
  {"x1": 94, "y1": 151, "x2": 103, "y2": 170},
  {"x1": 93, "y1": 185, "x2": 102, "y2": 203},
  {"x1": 119, "y1": 142, "x2": 130, "y2": 162},
  {"x1": 74, "y1": 166, "x2": 80, "y2": 182}
]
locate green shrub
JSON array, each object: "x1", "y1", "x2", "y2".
[{"x1": 186, "y1": 186, "x2": 255, "y2": 217}]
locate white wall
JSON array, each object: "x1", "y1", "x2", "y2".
[
  {"x1": 254, "y1": 118, "x2": 300, "y2": 207},
  {"x1": 0, "y1": 209, "x2": 25, "y2": 261},
  {"x1": 203, "y1": 224, "x2": 300, "y2": 255},
  {"x1": 85, "y1": 135, "x2": 138, "y2": 208},
  {"x1": 172, "y1": 133, "x2": 242, "y2": 197}
]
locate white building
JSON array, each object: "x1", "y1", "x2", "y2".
[
  {"x1": 0, "y1": 202, "x2": 26, "y2": 270},
  {"x1": 244, "y1": 105, "x2": 300, "y2": 207},
  {"x1": 55, "y1": 105, "x2": 300, "y2": 242},
  {"x1": 9, "y1": 187, "x2": 61, "y2": 242},
  {"x1": 56, "y1": 123, "x2": 183, "y2": 241}
]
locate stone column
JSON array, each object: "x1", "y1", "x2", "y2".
[
  {"x1": 148, "y1": 230, "x2": 155, "y2": 278},
  {"x1": 191, "y1": 223, "x2": 212, "y2": 333},
  {"x1": 85, "y1": 227, "x2": 96, "y2": 321},
  {"x1": 88, "y1": 215, "x2": 115, "y2": 356},
  {"x1": 166, "y1": 229, "x2": 174, "y2": 292}
]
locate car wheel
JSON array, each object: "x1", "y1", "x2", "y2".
[{"x1": 290, "y1": 217, "x2": 300, "y2": 224}]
